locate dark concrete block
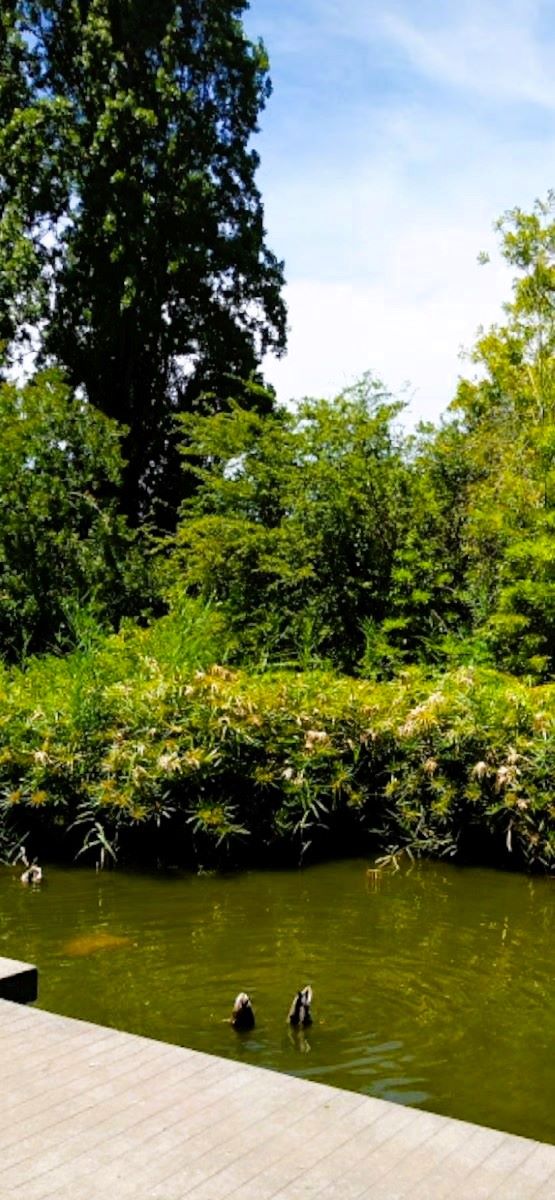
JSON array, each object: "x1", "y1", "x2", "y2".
[{"x1": 0, "y1": 955, "x2": 38, "y2": 1004}]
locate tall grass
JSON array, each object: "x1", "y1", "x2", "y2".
[{"x1": 0, "y1": 606, "x2": 553, "y2": 872}]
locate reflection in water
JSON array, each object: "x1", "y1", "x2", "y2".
[
  {"x1": 288, "y1": 1025, "x2": 311, "y2": 1054},
  {"x1": 365, "y1": 867, "x2": 383, "y2": 893},
  {"x1": 0, "y1": 858, "x2": 553, "y2": 1144}
]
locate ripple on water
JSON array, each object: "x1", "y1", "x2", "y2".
[{"x1": 0, "y1": 858, "x2": 553, "y2": 1144}]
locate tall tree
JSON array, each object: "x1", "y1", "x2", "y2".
[
  {"x1": 452, "y1": 196, "x2": 555, "y2": 676},
  {"x1": 0, "y1": 0, "x2": 286, "y2": 521},
  {"x1": 385, "y1": 418, "x2": 473, "y2": 669},
  {"x1": 172, "y1": 376, "x2": 408, "y2": 670}
]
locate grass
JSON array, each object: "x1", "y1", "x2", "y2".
[{"x1": 0, "y1": 600, "x2": 554, "y2": 872}]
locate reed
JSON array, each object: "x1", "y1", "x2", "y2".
[{"x1": 0, "y1": 613, "x2": 553, "y2": 872}]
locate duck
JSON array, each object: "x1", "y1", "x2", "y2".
[
  {"x1": 231, "y1": 992, "x2": 255, "y2": 1031},
  {"x1": 288, "y1": 985, "x2": 313, "y2": 1027},
  {"x1": 20, "y1": 863, "x2": 42, "y2": 885}
]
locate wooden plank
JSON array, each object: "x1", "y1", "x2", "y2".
[{"x1": 0, "y1": 999, "x2": 553, "y2": 1199}]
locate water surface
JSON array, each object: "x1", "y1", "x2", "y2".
[{"x1": 0, "y1": 859, "x2": 553, "y2": 1144}]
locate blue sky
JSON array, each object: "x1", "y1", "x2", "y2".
[{"x1": 244, "y1": 0, "x2": 555, "y2": 424}]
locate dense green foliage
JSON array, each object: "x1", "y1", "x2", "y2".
[
  {"x1": 0, "y1": 603, "x2": 553, "y2": 871},
  {"x1": 451, "y1": 202, "x2": 555, "y2": 675},
  {"x1": 167, "y1": 199, "x2": 555, "y2": 686},
  {"x1": 0, "y1": 0, "x2": 286, "y2": 519},
  {"x1": 172, "y1": 376, "x2": 408, "y2": 670},
  {"x1": 1, "y1": 10, "x2": 555, "y2": 888},
  {"x1": 0, "y1": 370, "x2": 153, "y2": 659}
]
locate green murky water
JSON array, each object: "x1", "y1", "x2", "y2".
[{"x1": 0, "y1": 859, "x2": 553, "y2": 1144}]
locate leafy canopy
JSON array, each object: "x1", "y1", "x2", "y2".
[
  {"x1": 0, "y1": 0, "x2": 286, "y2": 520},
  {"x1": 451, "y1": 195, "x2": 555, "y2": 676},
  {"x1": 0, "y1": 370, "x2": 151, "y2": 659},
  {"x1": 171, "y1": 375, "x2": 408, "y2": 669}
]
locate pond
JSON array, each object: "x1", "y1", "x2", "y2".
[{"x1": 0, "y1": 858, "x2": 553, "y2": 1144}]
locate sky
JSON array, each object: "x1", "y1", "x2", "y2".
[{"x1": 244, "y1": 0, "x2": 555, "y2": 425}]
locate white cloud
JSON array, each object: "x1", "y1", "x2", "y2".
[
  {"x1": 380, "y1": 1, "x2": 555, "y2": 108},
  {"x1": 265, "y1": 247, "x2": 512, "y2": 427},
  {"x1": 253, "y1": 1, "x2": 555, "y2": 426},
  {"x1": 263, "y1": 121, "x2": 553, "y2": 421}
]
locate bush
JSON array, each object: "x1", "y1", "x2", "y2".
[
  {"x1": 0, "y1": 370, "x2": 156, "y2": 659},
  {"x1": 171, "y1": 376, "x2": 408, "y2": 671},
  {"x1": 0, "y1": 618, "x2": 553, "y2": 873}
]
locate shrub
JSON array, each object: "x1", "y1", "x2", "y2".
[{"x1": 0, "y1": 625, "x2": 553, "y2": 873}]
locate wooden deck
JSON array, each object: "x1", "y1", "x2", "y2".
[
  {"x1": 0, "y1": 953, "x2": 38, "y2": 1003},
  {"x1": 1, "y1": 997, "x2": 554, "y2": 1199}
]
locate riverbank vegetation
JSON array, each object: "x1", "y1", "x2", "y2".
[
  {"x1": 1, "y1": 5, "x2": 554, "y2": 871},
  {"x1": 1, "y1": 610, "x2": 554, "y2": 870}
]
